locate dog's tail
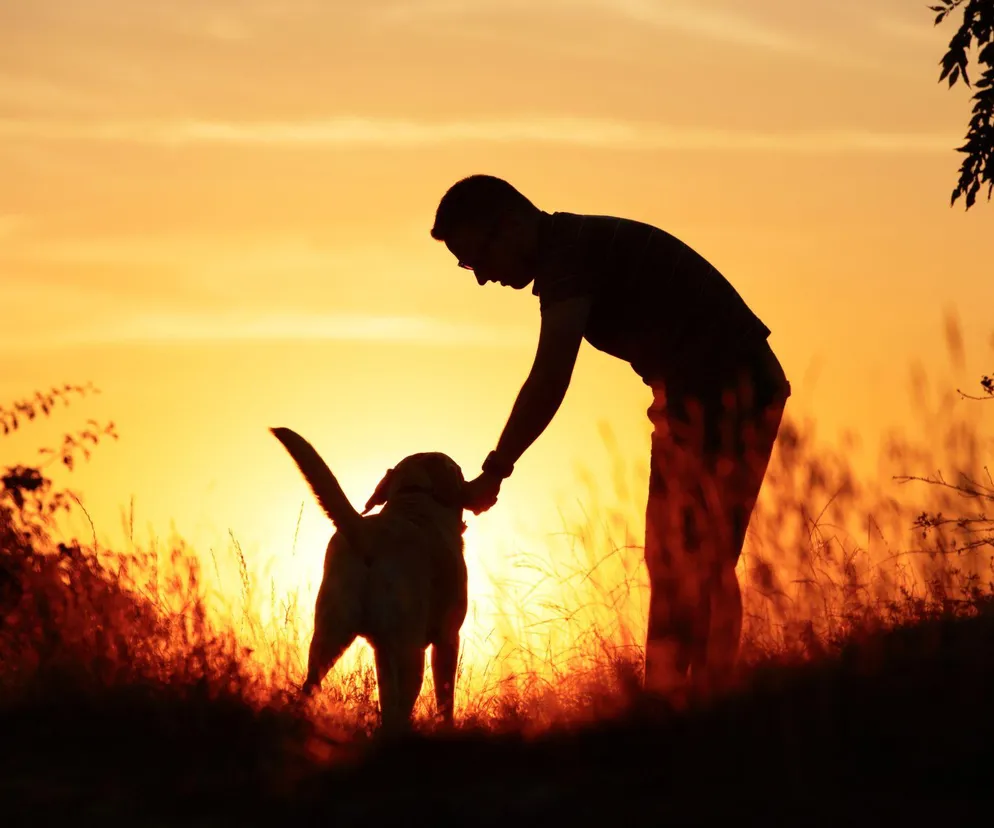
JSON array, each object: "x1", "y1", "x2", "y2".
[{"x1": 270, "y1": 427, "x2": 364, "y2": 550}]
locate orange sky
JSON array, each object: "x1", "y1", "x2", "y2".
[{"x1": 2, "y1": 1, "x2": 993, "y2": 682}]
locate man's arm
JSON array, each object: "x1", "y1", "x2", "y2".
[{"x1": 488, "y1": 295, "x2": 593, "y2": 474}]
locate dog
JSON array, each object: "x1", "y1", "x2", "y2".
[{"x1": 269, "y1": 427, "x2": 468, "y2": 732}]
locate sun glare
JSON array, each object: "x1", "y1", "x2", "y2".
[{"x1": 184, "y1": 476, "x2": 654, "y2": 712}]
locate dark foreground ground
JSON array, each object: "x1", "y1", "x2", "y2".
[{"x1": 3, "y1": 606, "x2": 994, "y2": 826}]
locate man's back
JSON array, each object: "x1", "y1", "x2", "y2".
[{"x1": 530, "y1": 211, "x2": 771, "y2": 394}]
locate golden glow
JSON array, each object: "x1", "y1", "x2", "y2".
[{"x1": 3, "y1": 1, "x2": 993, "y2": 716}]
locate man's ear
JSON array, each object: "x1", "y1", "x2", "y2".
[{"x1": 363, "y1": 468, "x2": 396, "y2": 514}]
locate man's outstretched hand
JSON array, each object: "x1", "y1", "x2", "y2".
[{"x1": 462, "y1": 470, "x2": 503, "y2": 515}]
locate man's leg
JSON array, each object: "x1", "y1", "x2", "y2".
[
  {"x1": 644, "y1": 370, "x2": 789, "y2": 696},
  {"x1": 643, "y1": 392, "x2": 710, "y2": 696},
  {"x1": 698, "y1": 380, "x2": 790, "y2": 690}
]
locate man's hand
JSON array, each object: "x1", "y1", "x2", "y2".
[{"x1": 462, "y1": 470, "x2": 503, "y2": 515}]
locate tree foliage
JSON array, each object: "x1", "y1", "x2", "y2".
[
  {"x1": 931, "y1": 0, "x2": 994, "y2": 208},
  {"x1": 1, "y1": 383, "x2": 117, "y2": 544}
]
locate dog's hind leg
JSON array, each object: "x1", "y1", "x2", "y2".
[
  {"x1": 302, "y1": 622, "x2": 356, "y2": 697},
  {"x1": 374, "y1": 644, "x2": 425, "y2": 735},
  {"x1": 431, "y1": 634, "x2": 460, "y2": 726}
]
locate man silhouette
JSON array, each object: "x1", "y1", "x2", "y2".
[{"x1": 434, "y1": 174, "x2": 791, "y2": 695}]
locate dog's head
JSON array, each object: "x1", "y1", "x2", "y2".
[{"x1": 362, "y1": 452, "x2": 465, "y2": 515}]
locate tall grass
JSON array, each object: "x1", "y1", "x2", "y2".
[{"x1": 1, "y1": 357, "x2": 991, "y2": 739}]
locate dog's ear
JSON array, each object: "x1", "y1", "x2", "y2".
[
  {"x1": 431, "y1": 459, "x2": 465, "y2": 511},
  {"x1": 363, "y1": 467, "x2": 396, "y2": 514}
]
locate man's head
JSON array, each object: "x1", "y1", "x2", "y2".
[{"x1": 431, "y1": 174, "x2": 542, "y2": 289}]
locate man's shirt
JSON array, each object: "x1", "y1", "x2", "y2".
[{"x1": 530, "y1": 211, "x2": 772, "y2": 394}]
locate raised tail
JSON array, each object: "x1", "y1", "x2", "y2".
[{"x1": 270, "y1": 427, "x2": 364, "y2": 549}]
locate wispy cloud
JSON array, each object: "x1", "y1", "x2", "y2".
[
  {"x1": 873, "y1": 15, "x2": 948, "y2": 47},
  {"x1": 10, "y1": 310, "x2": 533, "y2": 350},
  {"x1": 16, "y1": 233, "x2": 350, "y2": 270},
  {"x1": 582, "y1": 0, "x2": 805, "y2": 54},
  {"x1": 120, "y1": 311, "x2": 529, "y2": 345},
  {"x1": 0, "y1": 74, "x2": 102, "y2": 114},
  {"x1": 0, "y1": 115, "x2": 959, "y2": 154},
  {"x1": 373, "y1": 0, "x2": 843, "y2": 62},
  {"x1": 0, "y1": 233, "x2": 429, "y2": 312}
]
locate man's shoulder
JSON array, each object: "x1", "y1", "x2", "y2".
[
  {"x1": 531, "y1": 212, "x2": 673, "y2": 299},
  {"x1": 545, "y1": 211, "x2": 677, "y2": 248},
  {"x1": 544, "y1": 210, "x2": 659, "y2": 231},
  {"x1": 539, "y1": 211, "x2": 658, "y2": 252}
]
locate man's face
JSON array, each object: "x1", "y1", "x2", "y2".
[{"x1": 443, "y1": 216, "x2": 536, "y2": 290}]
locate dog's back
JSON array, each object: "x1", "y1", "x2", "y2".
[{"x1": 318, "y1": 513, "x2": 437, "y2": 648}]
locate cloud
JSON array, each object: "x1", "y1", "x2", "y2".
[
  {"x1": 873, "y1": 15, "x2": 948, "y2": 47},
  {"x1": 14, "y1": 310, "x2": 533, "y2": 349},
  {"x1": 582, "y1": 0, "x2": 805, "y2": 54},
  {"x1": 0, "y1": 74, "x2": 102, "y2": 114},
  {"x1": 16, "y1": 233, "x2": 343, "y2": 270},
  {"x1": 0, "y1": 115, "x2": 959, "y2": 154},
  {"x1": 372, "y1": 0, "x2": 841, "y2": 61}
]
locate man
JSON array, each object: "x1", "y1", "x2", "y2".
[{"x1": 432, "y1": 174, "x2": 791, "y2": 696}]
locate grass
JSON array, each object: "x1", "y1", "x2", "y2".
[{"x1": 1, "y1": 362, "x2": 992, "y2": 822}]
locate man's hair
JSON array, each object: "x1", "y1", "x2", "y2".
[{"x1": 430, "y1": 174, "x2": 536, "y2": 241}]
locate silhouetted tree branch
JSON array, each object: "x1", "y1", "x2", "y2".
[
  {"x1": 1, "y1": 383, "x2": 118, "y2": 543},
  {"x1": 930, "y1": 0, "x2": 994, "y2": 208},
  {"x1": 896, "y1": 373, "x2": 994, "y2": 553},
  {"x1": 896, "y1": 469, "x2": 993, "y2": 553},
  {"x1": 958, "y1": 370, "x2": 994, "y2": 400}
]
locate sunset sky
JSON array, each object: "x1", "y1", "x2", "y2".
[{"x1": 2, "y1": 1, "x2": 992, "y2": 672}]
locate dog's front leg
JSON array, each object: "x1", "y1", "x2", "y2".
[{"x1": 431, "y1": 634, "x2": 460, "y2": 727}]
